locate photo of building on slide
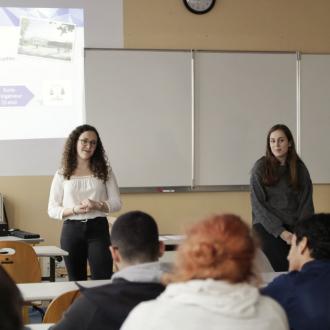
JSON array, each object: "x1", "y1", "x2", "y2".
[
  {"x1": 18, "y1": 17, "x2": 75, "y2": 61},
  {"x1": 0, "y1": 8, "x2": 84, "y2": 140}
]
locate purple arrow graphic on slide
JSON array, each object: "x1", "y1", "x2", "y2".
[{"x1": 0, "y1": 85, "x2": 34, "y2": 107}]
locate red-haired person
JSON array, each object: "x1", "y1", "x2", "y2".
[
  {"x1": 250, "y1": 124, "x2": 314, "y2": 271},
  {"x1": 121, "y1": 214, "x2": 289, "y2": 330}
]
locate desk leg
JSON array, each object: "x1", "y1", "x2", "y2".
[
  {"x1": 165, "y1": 244, "x2": 177, "y2": 251},
  {"x1": 50, "y1": 257, "x2": 55, "y2": 282},
  {"x1": 22, "y1": 305, "x2": 30, "y2": 324}
]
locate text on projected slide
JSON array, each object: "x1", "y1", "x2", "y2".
[{"x1": 0, "y1": 8, "x2": 84, "y2": 140}]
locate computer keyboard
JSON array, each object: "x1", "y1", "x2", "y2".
[{"x1": 10, "y1": 229, "x2": 40, "y2": 239}]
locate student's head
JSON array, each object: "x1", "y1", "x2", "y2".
[
  {"x1": 166, "y1": 214, "x2": 256, "y2": 284},
  {"x1": 0, "y1": 266, "x2": 23, "y2": 330},
  {"x1": 266, "y1": 124, "x2": 297, "y2": 164},
  {"x1": 288, "y1": 213, "x2": 330, "y2": 271},
  {"x1": 110, "y1": 211, "x2": 164, "y2": 269},
  {"x1": 62, "y1": 124, "x2": 109, "y2": 181}
]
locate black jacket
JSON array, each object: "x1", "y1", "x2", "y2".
[{"x1": 51, "y1": 279, "x2": 165, "y2": 330}]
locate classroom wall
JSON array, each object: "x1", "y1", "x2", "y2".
[
  {"x1": 124, "y1": 0, "x2": 330, "y2": 52},
  {"x1": 1, "y1": 0, "x2": 330, "y2": 245}
]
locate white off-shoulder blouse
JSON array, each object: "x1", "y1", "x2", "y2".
[{"x1": 48, "y1": 170, "x2": 122, "y2": 220}]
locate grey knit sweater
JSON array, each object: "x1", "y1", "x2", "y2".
[{"x1": 250, "y1": 157, "x2": 314, "y2": 237}]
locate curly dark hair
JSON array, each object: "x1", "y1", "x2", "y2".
[
  {"x1": 61, "y1": 124, "x2": 110, "y2": 182},
  {"x1": 294, "y1": 213, "x2": 330, "y2": 260}
]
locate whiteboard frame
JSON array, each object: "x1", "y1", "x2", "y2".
[{"x1": 85, "y1": 48, "x2": 330, "y2": 191}]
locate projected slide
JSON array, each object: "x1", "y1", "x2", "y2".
[{"x1": 0, "y1": 8, "x2": 84, "y2": 140}]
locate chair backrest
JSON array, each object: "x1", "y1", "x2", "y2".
[
  {"x1": 0, "y1": 241, "x2": 41, "y2": 283},
  {"x1": 43, "y1": 289, "x2": 81, "y2": 323}
]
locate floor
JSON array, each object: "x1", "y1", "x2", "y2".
[{"x1": 29, "y1": 306, "x2": 45, "y2": 323}]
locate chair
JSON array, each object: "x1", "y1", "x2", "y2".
[
  {"x1": 0, "y1": 241, "x2": 41, "y2": 283},
  {"x1": 43, "y1": 289, "x2": 81, "y2": 323},
  {"x1": 0, "y1": 241, "x2": 43, "y2": 322}
]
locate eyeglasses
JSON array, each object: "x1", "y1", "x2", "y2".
[{"x1": 79, "y1": 139, "x2": 97, "y2": 147}]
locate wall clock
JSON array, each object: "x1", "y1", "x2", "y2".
[{"x1": 183, "y1": 0, "x2": 216, "y2": 15}]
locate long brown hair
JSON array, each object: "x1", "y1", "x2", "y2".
[
  {"x1": 164, "y1": 214, "x2": 256, "y2": 284},
  {"x1": 61, "y1": 124, "x2": 110, "y2": 182},
  {"x1": 263, "y1": 124, "x2": 301, "y2": 190}
]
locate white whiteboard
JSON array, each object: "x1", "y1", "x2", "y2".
[
  {"x1": 85, "y1": 49, "x2": 192, "y2": 187},
  {"x1": 84, "y1": 50, "x2": 330, "y2": 188},
  {"x1": 301, "y1": 54, "x2": 330, "y2": 183},
  {"x1": 194, "y1": 52, "x2": 297, "y2": 185}
]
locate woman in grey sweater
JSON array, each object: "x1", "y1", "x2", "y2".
[{"x1": 250, "y1": 124, "x2": 314, "y2": 271}]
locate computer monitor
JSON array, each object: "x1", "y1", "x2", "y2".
[
  {"x1": 0, "y1": 193, "x2": 3, "y2": 223},
  {"x1": 0, "y1": 194, "x2": 9, "y2": 236}
]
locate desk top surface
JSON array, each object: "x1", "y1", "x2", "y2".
[
  {"x1": 33, "y1": 245, "x2": 68, "y2": 257},
  {"x1": 26, "y1": 324, "x2": 54, "y2": 330},
  {"x1": 18, "y1": 279, "x2": 112, "y2": 302},
  {"x1": 261, "y1": 272, "x2": 286, "y2": 285},
  {"x1": 0, "y1": 235, "x2": 44, "y2": 244},
  {"x1": 18, "y1": 272, "x2": 286, "y2": 302},
  {"x1": 159, "y1": 235, "x2": 185, "y2": 245}
]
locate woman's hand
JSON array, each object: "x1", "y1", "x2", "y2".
[
  {"x1": 280, "y1": 230, "x2": 293, "y2": 245},
  {"x1": 80, "y1": 199, "x2": 101, "y2": 212},
  {"x1": 73, "y1": 204, "x2": 88, "y2": 215}
]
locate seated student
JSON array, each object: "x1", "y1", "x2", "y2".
[
  {"x1": 121, "y1": 214, "x2": 289, "y2": 330},
  {"x1": 261, "y1": 213, "x2": 330, "y2": 330},
  {"x1": 51, "y1": 211, "x2": 169, "y2": 330},
  {"x1": 0, "y1": 265, "x2": 24, "y2": 330}
]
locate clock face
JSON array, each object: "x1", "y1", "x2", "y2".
[{"x1": 183, "y1": 0, "x2": 216, "y2": 14}]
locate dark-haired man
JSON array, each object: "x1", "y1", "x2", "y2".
[
  {"x1": 52, "y1": 211, "x2": 170, "y2": 330},
  {"x1": 261, "y1": 213, "x2": 330, "y2": 330}
]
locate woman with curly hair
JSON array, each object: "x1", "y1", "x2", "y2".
[
  {"x1": 121, "y1": 214, "x2": 289, "y2": 330},
  {"x1": 250, "y1": 124, "x2": 314, "y2": 271},
  {"x1": 48, "y1": 124, "x2": 121, "y2": 280}
]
